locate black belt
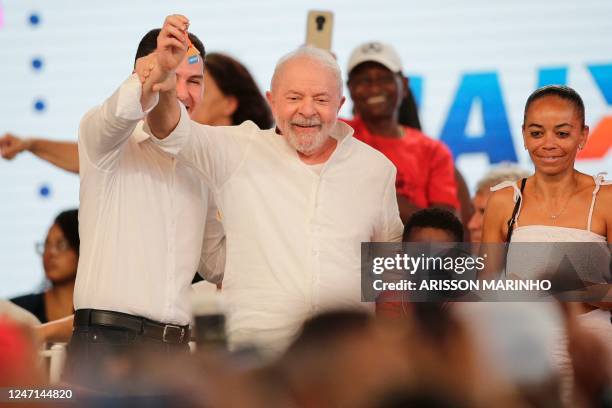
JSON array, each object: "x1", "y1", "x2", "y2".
[{"x1": 74, "y1": 309, "x2": 190, "y2": 344}]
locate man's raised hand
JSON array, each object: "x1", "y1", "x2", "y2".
[
  {"x1": 135, "y1": 52, "x2": 176, "y2": 93},
  {"x1": 157, "y1": 14, "x2": 190, "y2": 73}
]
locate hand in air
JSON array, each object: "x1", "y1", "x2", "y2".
[
  {"x1": 0, "y1": 133, "x2": 30, "y2": 160},
  {"x1": 135, "y1": 52, "x2": 176, "y2": 93},
  {"x1": 157, "y1": 14, "x2": 190, "y2": 73}
]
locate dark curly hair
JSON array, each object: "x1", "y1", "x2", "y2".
[{"x1": 403, "y1": 208, "x2": 464, "y2": 242}]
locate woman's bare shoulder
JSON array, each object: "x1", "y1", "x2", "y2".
[{"x1": 487, "y1": 182, "x2": 519, "y2": 209}]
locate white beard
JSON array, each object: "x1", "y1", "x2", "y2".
[
  {"x1": 280, "y1": 114, "x2": 335, "y2": 155},
  {"x1": 286, "y1": 128, "x2": 329, "y2": 155}
]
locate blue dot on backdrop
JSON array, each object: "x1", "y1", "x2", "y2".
[
  {"x1": 39, "y1": 184, "x2": 51, "y2": 198},
  {"x1": 31, "y1": 58, "x2": 43, "y2": 71},
  {"x1": 29, "y1": 13, "x2": 40, "y2": 26},
  {"x1": 34, "y1": 99, "x2": 46, "y2": 112}
]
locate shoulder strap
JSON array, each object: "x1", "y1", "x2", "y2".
[
  {"x1": 587, "y1": 172, "x2": 610, "y2": 231},
  {"x1": 505, "y1": 178, "x2": 527, "y2": 243}
]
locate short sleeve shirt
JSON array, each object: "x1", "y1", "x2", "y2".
[{"x1": 343, "y1": 117, "x2": 459, "y2": 209}]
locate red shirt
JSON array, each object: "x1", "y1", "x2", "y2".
[{"x1": 343, "y1": 117, "x2": 459, "y2": 209}]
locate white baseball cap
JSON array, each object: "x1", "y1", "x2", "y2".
[{"x1": 347, "y1": 41, "x2": 403, "y2": 74}]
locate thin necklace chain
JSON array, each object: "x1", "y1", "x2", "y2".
[{"x1": 534, "y1": 177, "x2": 578, "y2": 221}]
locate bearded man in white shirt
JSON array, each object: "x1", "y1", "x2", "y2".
[
  {"x1": 64, "y1": 28, "x2": 225, "y2": 384},
  {"x1": 137, "y1": 15, "x2": 403, "y2": 356}
]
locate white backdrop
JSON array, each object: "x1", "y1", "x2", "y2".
[{"x1": 1, "y1": 0, "x2": 611, "y2": 297}]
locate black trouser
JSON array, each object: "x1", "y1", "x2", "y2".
[{"x1": 63, "y1": 309, "x2": 190, "y2": 392}]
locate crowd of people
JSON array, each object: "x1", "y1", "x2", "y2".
[{"x1": 0, "y1": 13, "x2": 610, "y2": 407}]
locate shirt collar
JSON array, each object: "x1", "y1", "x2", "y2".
[
  {"x1": 327, "y1": 120, "x2": 355, "y2": 163},
  {"x1": 273, "y1": 120, "x2": 355, "y2": 147},
  {"x1": 270, "y1": 120, "x2": 355, "y2": 166},
  {"x1": 132, "y1": 121, "x2": 151, "y2": 144},
  {"x1": 330, "y1": 120, "x2": 354, "y2": 145}
]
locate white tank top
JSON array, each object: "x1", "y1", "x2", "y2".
[
  {"x1": 493, "y1": 172, "x2": 611, "y2": 283},
  {"x1": 491, "y1": 172, "x2": 610, "y2": 243}
]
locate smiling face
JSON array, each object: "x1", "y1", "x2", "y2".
[
  {"x1": 175, "y1": 55, "x2": 204, "y2": 115},
  {"x1": 347, "y1": 62, "x2": 404, "y2": 122},
  {"x1": 522, "y1": 95, "x2": 588, "y2": 176},
  {"x1": 267, "y1": 56, "x2": 345, "y2": 156}
]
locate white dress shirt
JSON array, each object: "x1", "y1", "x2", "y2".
[
  {"x1": 148, "y1": 103, "x2": 404, "y2": 354},
  {"x1": 74, "y1": 75, "x2": 225, "y2": 326}
]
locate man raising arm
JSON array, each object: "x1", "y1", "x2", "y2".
[
  {"x1": 142, "y1": 15, "x2": 403, "y2": 357},
  {"x1": 64, "y1": 25, "x2": 224, "y2": 388}
]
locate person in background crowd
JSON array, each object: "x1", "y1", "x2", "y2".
[
  {"x1": 343, "y1": 41, "x2": 459, "y2": 223},
  {"x1": 0, "y1": 301, "x2": 40, "y2": 327},
  {"x1": 193, "y1": 52, "x2": 273, "y2": 129},
  {"x1": 395, "y1": 71, "x2": 474, "y2": 241},
  {"x1": 376, "y1": 208, "x2": 463, "y2": 318},
  {"x1": 467, "y1": 164, "x2": 530, "y2": 252},
  {"x1": 0, "y1": 136, "x2": 78, "y2": 172},
  {"x1": 10, "y1": 209, "x2": 78, "y2": 324},
  {"x1": 0, "y1": 318, "x2": 45, "y2": 386},
  {"x1": 277, "y1": 310, "x2": 414, "y2": 408},
  {"x1": 402, "y1": 207, "x2": 464, "y2": 243}
]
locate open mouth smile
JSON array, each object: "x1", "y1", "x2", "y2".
[{"x1": 366, "y1": 95, "x2": 387, "y2": 105}]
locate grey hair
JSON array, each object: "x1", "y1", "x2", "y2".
[
  {"x1": 270, "y1": 46, "x2": 343, "y2": 97},
  {"x1": 476, "y1": 164, "x2": 531, "y2": 194}
]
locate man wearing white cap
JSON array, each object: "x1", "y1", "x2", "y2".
[{"x1": 344, "y1": 42, "x2": 459, "y2": 223}]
